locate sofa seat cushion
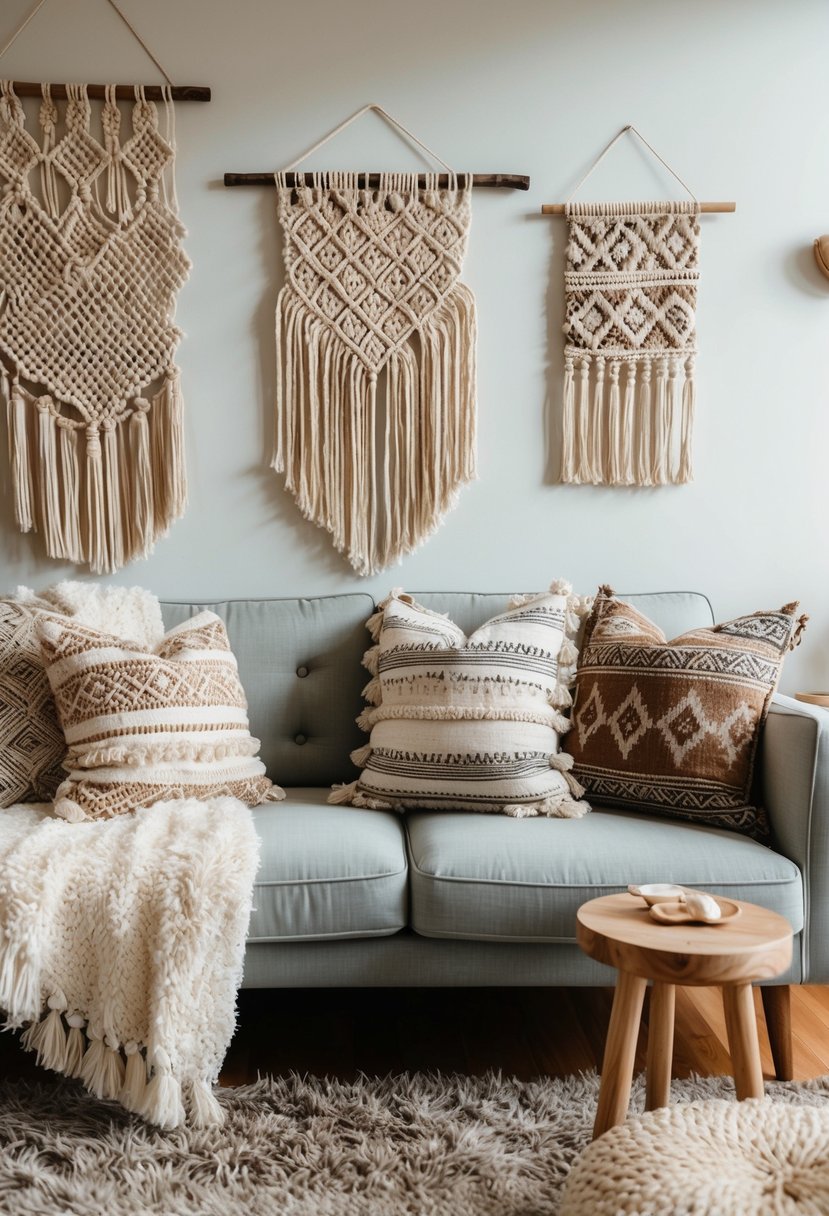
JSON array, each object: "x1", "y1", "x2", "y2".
[
  {"x1": 250, "y1": 788, "x2": 407, "y2": 942},
  {"x1": 406, "y1": 809, "x2": 803, "y2": 943}
]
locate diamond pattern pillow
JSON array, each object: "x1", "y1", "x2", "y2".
[
  {"x1": 38, "y1": 610, "x2": 284, "y2": 822},
  {"x1": 567, "y1": 587, "x2": 807, "y2": 837},
  {"x1": 330, "y1": 581, "x2": 592, "y2": 818},
  {"x1": 0, "y1": 600, "x2": 66, "y2": 805}
]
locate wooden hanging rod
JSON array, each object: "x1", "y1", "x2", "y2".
[
  {"x1": 541, "y1": 201, "x2": 735, "y2": 215},
  {"x1": 6, "y1": 81, "x2": 211, "y2": 101},
  {"x1": 224, "y1": 172, "x2": 530, "y2": 190}
]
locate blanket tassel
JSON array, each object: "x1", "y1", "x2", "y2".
[
  {"x1": 80, "y1": 1030, "x2": 125, "y2": 1101},
  {"x1": 141, "y1": 1048, "x2": 185, "y2": 1129},
  {"x1": 26, "y1": 994, "x2": 68, "y2": 1072},
  {"x1": 187, "y1": 1078, "x2": 225, "y2": 1128},
  {"x1": 121, "y1": 1042, "x2": 149, "y2": 1112},
  {"x1": 65, "y1": 1014, "x2": 86, "y2": 1077}
]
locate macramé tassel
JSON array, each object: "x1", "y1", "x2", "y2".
[
  {"x1": 187, "y1": 1079, "x2": 225, "y2": 1128},
  {"x1": 637, "y1": 359, "x2": 653, "y2": 486},
  {"x1": 678, "y1": 354, "x2": 695, "y2": 483},
  {"x1": 652, "y1": 356, "x2": 670, "y2": 484},
  {"x1": 588, "y1": 355, "x2": 605, "y2": 483},
  {"x1": 575, "y1": 356, "x2": 591, "y2": 482},
  {"x1": 140, "y1": 1048, "x2": 185, "y2": 1130},
  {"x1": 37, "y1": 401, "x2": 64, "y2": 557},
  {"x1": 619, "y1": 359, "x2": 636, "y2": 485},
  {"x1": 84, "y1": 426, "x2": 107, "y2": 575},
  {"x1": 607, "y1": 359, "x2": 621, "y2": 484},
  {"x1": 103, "y1": 422, "x2": 124, "y2": 571},
  {"x1": 130, "y1": 404, "x2": 154, "y2": 559},
  {"x1": 152, "y1": 373, "x2": 187, "y2": 526},
  {"x1": 65, "y1": 1014, "x2": 86, "y2": 1078},
  {"x1": 560, "y1": 354, "x2": 576, "y2": 483},
  {"x1": 8, "y1": 382, "x2": 34, "y2": 533},
  {"x1": 350, "y1": 743, "x2": 372, "y2": 767},
  {"x1": 59, "y1": 422, "x2": 81, "y2": 562},
  {"x1": 121, "y1": 1042, "x2": 148, "y2": 1113}
]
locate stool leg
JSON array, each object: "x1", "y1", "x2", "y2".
[
  {"x1": 722, "y1": 983, "x2": 765, "y2": 1100},
  {"x1": 760, "y1": 985, "x2": 793, "y2": 1082},
  {"x1": 593, "y1": 970, "x2": 647, "y2": 1139},
  {"x1": 645, "y1": 981, "x2": 675, "y2": 1111}
]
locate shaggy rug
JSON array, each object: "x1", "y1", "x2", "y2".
[{"x1": 2, "y1": 1070, "x2": 829, "y2": 1215}]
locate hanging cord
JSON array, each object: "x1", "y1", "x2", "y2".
[
  {"x1": 0, "y1": 0, "x2": 175, "y2": 84},
  {"x1": 564, "y1": 124, "x2": 698, "y2": 207},
  {"x1": 281, "y1": 103, "x2": 454, "y2": 175}
]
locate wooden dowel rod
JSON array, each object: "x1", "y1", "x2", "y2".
[
  {"x1": 541, "y1": 201, "x2": 735, "y2": 214},
  {"x1": 7, "y1": 82, "x2": 211, "y2": 101},
  {"x1": 224, "y1": 172, "x2": 530, "y2": 190}
]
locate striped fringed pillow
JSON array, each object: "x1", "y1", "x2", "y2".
[
  {"x1": 38, "y1": 611, "x2": 284, "y2": 822},
  {"x1": 330, "y1": 581, "x2": 593, "y2": 818}
]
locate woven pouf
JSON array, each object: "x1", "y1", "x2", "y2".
[{"x1": 560, "y1": 1098, "x2": 829, "y2": 1215}]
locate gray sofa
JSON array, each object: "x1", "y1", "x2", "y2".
[{"x1": 160, "y1": 591, "x2": 826, "y2": 990}]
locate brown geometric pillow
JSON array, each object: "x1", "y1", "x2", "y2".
[
  {"x1": 0, "y1": 600, "x2": 65, "y2": 805},
  {"x1": 38, "y1": 610, "x2": 284, "y2": 822},
  {"x1": 567, "y1": 587, "x2": 807, "y2": 838}
]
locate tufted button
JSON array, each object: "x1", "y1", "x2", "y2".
[
  {"x1": 296, "y1": 665, "x2": 309, "y2": 678},
  {"x1": 294, "y1": 733, "x2": 307, "y2": 746}
]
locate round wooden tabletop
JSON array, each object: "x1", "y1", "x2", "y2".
[{"x1": 577, "y1": 893, "x2": 793, "y2": 986}]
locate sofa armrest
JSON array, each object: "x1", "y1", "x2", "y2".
[{"x1": 762, "y1": 693, "x2": 829, "y2": 981}]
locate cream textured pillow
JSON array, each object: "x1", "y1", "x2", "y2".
[
  {"x1": 330, "y1": 582, "x2": 592, "y2": 818},
  {"x1": 38, "y1": 610, "x2": 284, "y2": 822},
  {"x1": 0, "y1": 582, "x2": 168, "y2": 807}
]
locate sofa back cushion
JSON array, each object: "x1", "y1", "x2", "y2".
[
  {"x1": 161, "y1": 596, "x2": 373, "y2": 787},
  {"x1": 160, "y1": 592, "x2": 713, "y2": 788}
]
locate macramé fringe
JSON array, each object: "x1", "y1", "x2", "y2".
[
  {"x1": 273, "y1": 286, "x2": 477, "y2": 577},
  {"x1": 561, "y1": 351, "x2": 695, "y2": 487},
  {"x1": 3, "y1": 371, "x2": 187, "y2": 574}
]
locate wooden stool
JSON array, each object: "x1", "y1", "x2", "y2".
[{"x1": 576, "y1": 893, "x2": 793, "y2": 1140}]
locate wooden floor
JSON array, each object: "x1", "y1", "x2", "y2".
[{"x1": 3, "y1": 986, "x2": 829, "y2": 1086}]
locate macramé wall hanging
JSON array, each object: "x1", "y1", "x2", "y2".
[
  {"x1": 0, "y1": 0, "x2": 209, "y2": 574},
  {"x1": 541, "y1": 126, "x2": 735, "y2": 487},
  {"x1": 224, "y1": 104, "x2": 529, "y2": 577}
]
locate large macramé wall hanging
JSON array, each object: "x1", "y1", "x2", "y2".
[
  {"x1": 224, "y1": 105, "x2": 529, "y2": 577},
  {"x1": 541, "y1": 126, "x2": 735, "y2": 487},
  {"x1": 0, "y1": 0, "x2": 210, "y2": 573}
]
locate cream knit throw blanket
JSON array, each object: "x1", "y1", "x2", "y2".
[
  {"x1": 0, "y1": 81, "x2": 190, "y2": 574},
  {"x1": 561, "y1": 201, "x2": 700, "y2": 486},
  {"x1": 273, "y1": 172, "x2": 477, "y2": 576},
  {"x1": 0, "y1": 584, "x2": 258, "y2": 1128},
  {"x1": 0, "y1": 797, "x2": 258, "y2": 1129}
]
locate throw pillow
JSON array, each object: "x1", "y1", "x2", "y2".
[
  {"x1": 567, "y1": 586, "x2": 808, "y2": 837},
  {"x1": 0, "y1": 581, "x2": 169, "y2": 808},
  {"x1": 329, "y1": 581, "x2": 593, "y2": 818},
  {"x1": 38, "y1": 610, "x2": 284, "y2": 822},
  {"x1": 0, "y1": 600, "x2": 66, "y2": 805}
]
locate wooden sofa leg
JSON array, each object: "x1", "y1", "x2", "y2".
[{"x1": 760, "y1": 984, "x2": 793, "y2": 1082}]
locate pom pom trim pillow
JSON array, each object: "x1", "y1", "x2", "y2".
[
  {"x1": 567, "y1": 586, "x2": 808, "y2": 838},
  {"x1": 38, "y1": 610, "x2": 284, "y2": 822},
  {"x1": 330, "y1": 581, "x2": 592, "y2": 818}
]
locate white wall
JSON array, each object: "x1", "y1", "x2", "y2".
[{"x1": 1, "y1": 0, "x2": 828, "y2": 691}]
